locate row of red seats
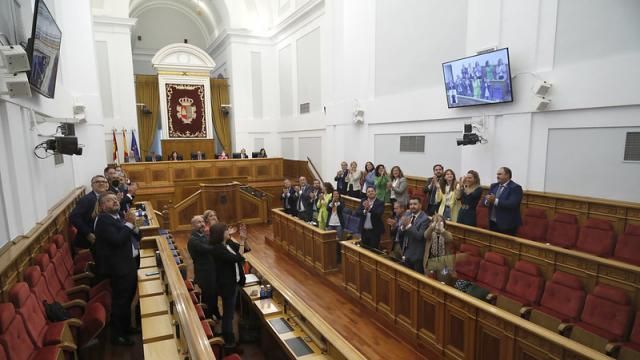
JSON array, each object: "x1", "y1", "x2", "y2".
[
  {"x1": 0, "y1": 234, "x2": 110, "y2": 359},
  {"x1": 515, "y1": 209, "x2": 640, "y2": 265},
  {"x1": 456, "y1": 244, "x2": 639, "y2": 358}
]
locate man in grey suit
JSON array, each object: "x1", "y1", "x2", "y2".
[
  {"x1": 295, "y1": 176, "x2": 314, "y2": 222},
  {"x1": 399, "y1": 196, "x2": 430, "y2": 274}
]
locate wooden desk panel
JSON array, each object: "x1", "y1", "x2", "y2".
[
  {"x1": 143, "y1": 339, "x2": 181, "y2": 360},
  {"x1": 271, "y1": 209, "x2": 338, "y2": 272},
  {"x1": 341, "y1": 240, "x2": 611, "y2": 360}
]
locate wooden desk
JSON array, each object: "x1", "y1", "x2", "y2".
[
  {"x1": 140, "y1": 295, "x2": 170, "y2": 318},
  {"x1": 139, "y1": 256, "x2": 157, "y2": 269},
  {"x1": 138, "y1": 267, "x2": 160, "y2": 282},
  {"x1": 140, "y1": 248, "x2": 155, "y2": 258},
  {"x1": 271, "y1": 208, "x2": 339, "y2": 272},
  {"x1": 139, "y1": 279, "x2": 164, "y2": 298},
  {"x1": 141, "y1": 314, "x2": 174, "y2": 343},
  {"x1": 137, "y1": 201, "x2": 160, "y2": 237},
  {"x1": 143, "y1": 338, "x2": 181, "y2": 360},
  {"x1": 341, "y1": 240, "x2": 612, "y2": 360}
]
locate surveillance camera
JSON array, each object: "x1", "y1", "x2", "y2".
[
  {"x1": 456, "y1": 133, "x2": 482, "y2": 146},
  {"x1": 220, "y1": 104, "x2": 232, "y2": 114}
]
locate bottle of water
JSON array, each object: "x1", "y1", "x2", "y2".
[
  {"x1": 266, "y1": 285, "x2": 272, "y2": 298},
  {"x1": 259, "y1": 286, "x2": 266, "y2": 299}
]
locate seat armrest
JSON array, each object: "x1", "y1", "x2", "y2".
[
  {"x1": 64, "y1": 318, "x2": 84, "y2": 328},
  {"x1": 209, "y1": 337, "x2": 224, "y2": 346},
  {"x1": 72, "y1": 272, "x2": 94, "y2": 281},
  {"x1": 486, "y1": 293, "x2": 497, "y2": 303},
  {"x1": 558, "y1": 322, "x2": 573, "y2": 336},
  {"x1": 66, "y1": 284, "x2": 91, "y2": 295},
  {"x1": 62, "y1": 299, "x2": 87, "y2": 309},
  {"x1": 519, "y1": 306, "x2": 532, "y2": 319},
  {"x1": 605, "y1": 342, "x2": 622, "y2": 357}
]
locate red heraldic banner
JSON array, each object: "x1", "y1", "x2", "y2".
[{"x1": 165, "y1": 83, "x2": 207, "y2": 138}]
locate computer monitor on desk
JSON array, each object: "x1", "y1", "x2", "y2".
[
  {"x1": 251, "y1": 151, "x2": 260, "y2": 158},
  {"x1": 232, "y1": 152, "x2": 241, "y2": 159}
]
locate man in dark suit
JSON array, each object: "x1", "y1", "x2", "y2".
[
  {"x1": 357, "y1": 187, "x2": 385, "y2": 250},
  {"x1": 484, "y1": 166, "x2": 523, "y2": 235},
  {"x1": 423, "y1": 164, "x2": 444, "y2": 216},
  {"x1": 187, "y1": 215, "x2": 221, "y2": 320},
  {"x1": 399, "y1": 197, "x2": 430, "y2": 274},
  {"x1": 281, "y1": 179, "x2": 298, "y2": 216},
  {"x1": 295, "y1": 176, "x2": 314, "y2": 222},
  {"x1": 334, "y1": 161, "x2": 349, "y2": 195},
  {"x1": 69, "y1": 175, "x2": 109, "y2": 249},
  {"x1": 94, "y1": 192, "x2": 140, "y2": 346}
]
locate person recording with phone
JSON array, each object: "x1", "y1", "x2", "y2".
[{"x1": 423, "y1": 214, "x2": 455, "y2": 281}]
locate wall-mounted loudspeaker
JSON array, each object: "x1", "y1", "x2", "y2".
[
  {"x1": 535, "y1": 97, "x2": 551, "y2": 111},
  {"x1": 534, "y1": 81, "x2": 552, "y2": 97}
]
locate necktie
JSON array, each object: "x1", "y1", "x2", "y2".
[
  {"x1": 496, "y1": 184, "x2": 505, "y2": 198},
  {"x1": 410, "y1": 215, "x2": 416, "y2": 225}
]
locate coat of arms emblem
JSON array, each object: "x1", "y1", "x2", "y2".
[{"x1": 176, "y1": 97, "x2": 196, "y2": 124}]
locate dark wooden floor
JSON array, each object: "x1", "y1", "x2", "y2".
[{"x1": 176, "y1": 224, "x2": 437, "y2": 360}]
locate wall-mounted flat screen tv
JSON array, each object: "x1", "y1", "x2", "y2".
[
  {"x1": 442, "y1": 48, "x2": 512, "y2": 108},
  {"x1": 28, "y1": 0, "x2": 62, "y2": 98}
]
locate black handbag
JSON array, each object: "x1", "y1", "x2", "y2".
[{"x1": 43, "y1": 300, "x2": 69, "y2": 322}]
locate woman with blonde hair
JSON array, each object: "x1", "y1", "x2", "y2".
[
  {"x1": 423, "y1": 214, "x2": 456, "y2": 281},
  {"x1": 345, "y1": 161, "x2": 363, "y2": 198},
  {"x1": 436, "y1": 169, "x2": 461, "y2": 222},
  {"x1": 457, "y1": 170, "x2": 483, "y2": 226},
  {"x1": 203, "y1": 209, "x2": 219, "y2": 236},
  {"x1": 316, "y1": 182, "x2": 334, "y2": 230}
]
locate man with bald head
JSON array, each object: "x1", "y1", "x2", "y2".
[
  {"x1": 94, "y1": 192, "x2": 140, "y2": 346},
  {"x1": 187, "y1": 215, "x2": 221, "y2": 320}
]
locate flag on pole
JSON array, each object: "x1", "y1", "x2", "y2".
[
  {"x1": 122, "y1": 129, "x2": 129, "y2": 162},
  {"x1": 112, "y1": 129, "x2": 119, "y2": 164},
  {"x1": 131, "y1": 131, "x2": 141, "y2": 162}
]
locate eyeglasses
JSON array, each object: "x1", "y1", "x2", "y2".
[{"x1": 92, "y1": 180, "x2": 108, "y2": 184}]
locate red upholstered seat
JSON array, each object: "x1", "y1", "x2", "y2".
[
  {"x1": 613, "y1": 224, "x2": 640, "y2": 266},
  {"x1": 500, "y1": 261, "x2": 544, "y2": 307},
  {"x1": 532, "y1": 272, "x2": 586, "y2": 324},
  {"x1": 575, "y1": 218, "x2": 616, "y2": 257},
  {"x1": 46, "y1": 243, "x2": 110, "y2": 299},
  {"x1": 50, "y1": 234, "x2": 93, "y2": 275},
  {"x1": 546, "y1": 213, "x2": 579, "y2": 248},
  {"x1": 22, "y1": 267, "x2": 107, "y2": 347},
  {"x1": 9, "y1": 283, "x2": 68, "y2": 348},
  {"x1": 0, "y1": 303, "x2": 64, "y2": 360},
  {"x1": 475, "y1": 202, "x2": 489, "y2": 229},
  {"x1": 34, "y1": 252, "x2": 111, "y2": 315},
  {"x1": 455, "y1": 243, "x2": 482, "y2": 281},
  {"x1": 475, "y1": 252, "x2": 509, "y2": 294},
  {"x1": 573, "y1": 284, "x2": 632, "y2": 343},
  {"x1": 619, "y1": 312, "x2": 640, "y2": 358},
  {"x1": 516, "y1": 208, "x2": 548, "y2": 242},
  {"x1": 201, "y1": 320, "x2": 214, "y2": 339}
]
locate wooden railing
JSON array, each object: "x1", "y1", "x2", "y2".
[
  {"x1": 0, "y1": 187, "x2": 84, "y2": 301},
  {"x1": 271, "y1": 209, "x2": 339, "y2": 273},
  {"x1": 341, "y1": 240, "x2": 612, "y2": 360}
]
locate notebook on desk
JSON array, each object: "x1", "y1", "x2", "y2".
[{"x1": 244, "y1": 273, "x2": 259, "y2": 286}]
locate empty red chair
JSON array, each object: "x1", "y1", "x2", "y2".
[
  {"x1": 619, "y1": 311, "x2": 640, "y2": 360},
  {"x1": 9, "y1": 283, "x2": 73, "y2": 350},
  {"x1": 546, "y1": 213, "x2": 579, "y2": 248},
  {"x1": 45, "y1": 243, "x2": 110, "y2": 298},
  {"x1": 575, "y1": 218, "x2": 616, "y2": 257},
  {"x1": 475, "y1": 202, "x2": 489, "y2": 229},
  {"x1": 529, "y1": 272, "x2": 586, "y2": 333},
  {"x1": 34, "y1": 253, "x2": 111, "y2": 314},
  {"x1": 516, "y1": 208, "x2": 548, "y2": 242},
  {"x1": 613, "y1": 224, "x2": 640, "y2": 266},
  {"x1": 455, "y1": 243, "x2": 482, "y2": 281},
  {"x1": 570, "y1": 284, "x2": 633, "y2": 353},
  {"x1": 22, "y1": 267, "x2": 107, "y2": 347},
  {"x1": 496, "y1": 261, "x2": 544, "y2": 316},
  {"x1": 475, "y1": 252, "x2": 509, "y2": 294},
  {"x1": 0, "y1": 303, "x2": 64, "y2": 360},
  {"x1": 50, "y1": 234, "x2": 93, "y2": 275}
]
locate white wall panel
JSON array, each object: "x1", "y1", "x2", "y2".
[
  {"x1": 279, "y1": 45, "x2": 293, "y2": 117},
  {"x1": 296, "y1": 27, "x2": 321, "y2": 112},
  {"x1": 251, "y1": 51, "x2": 264, "y2": 118}
]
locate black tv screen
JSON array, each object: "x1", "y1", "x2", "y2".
[
  {"x1": 442, "y1": 48, "x2": 512, "y2": 108},
  {"x1": 28, "y1": 0, "x2": 62, "y2": 98}
]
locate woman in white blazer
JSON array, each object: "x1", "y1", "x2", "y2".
[
  {"x1": 389, "y1": 166, "x2": 408, "y2": 206},
  {"x1": 345, "y1": 161, "x2": 362, "y2": 198}
]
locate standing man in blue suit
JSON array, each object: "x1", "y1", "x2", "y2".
[{"x1": 484, "y1": 167, "x2": 523, "y2": 236}]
